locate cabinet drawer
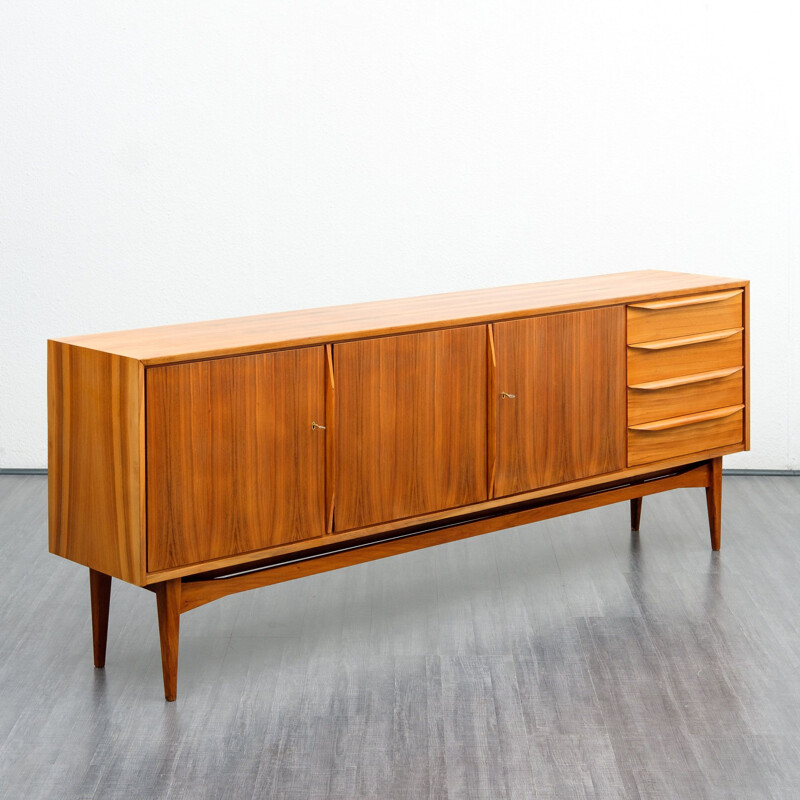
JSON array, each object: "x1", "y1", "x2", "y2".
[
  {"x1": 627, "y1": 329, "x2": 742, "y2": 385},
  {"x1": 627, "y1": 290, "x2": 742, "y2": 344},
  {"x1": 628, "y1": 406, "x2": 744, "y2": 466},
  {"x1": 627, "y1": 367, "x2": 743, "y2": 426}
]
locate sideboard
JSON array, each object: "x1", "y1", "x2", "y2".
[{"x1": 48, "y1": 270, "x2": 750, "y2": 700}]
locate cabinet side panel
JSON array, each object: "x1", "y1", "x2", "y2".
[
  {"x1": 743, "y1": 282, "x2": 751, "y2": 450},
  {"x1": 48, "y1": 341, "x2": 144, "y2": 584}
]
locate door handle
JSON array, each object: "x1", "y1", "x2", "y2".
[
  {"x1": 311, "y1": 421, "x2": 327, "y2": 431},
  {"x1": 628, "y1": 328, "x2": 741, "y2": 351},
  {"x1": 500, "y1": 391, "x2": 516, "y2": 399},
  {"x1": 628, "y1": 289, "x2": 741, "y2": 310},
  {"x1": 628, "y1": 404, "x2": 743, "y2": 431}
]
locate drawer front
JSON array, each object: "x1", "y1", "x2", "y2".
[
  {"x1": 627, "y1": 329, "x2": 742, "y2": 385},
  {"x1": 628, "y1": 408, "x2": 744, "y2": 466},
  {"x1": 627, "y1": 367, "x2": 743, "y2": 426},
  {"x1": 627, "y1": 290, "x2": 742, "y2": 344}
]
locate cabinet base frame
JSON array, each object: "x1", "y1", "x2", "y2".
[{"x1": 91, "y1": 456, "x2": 722, "y2": 701}]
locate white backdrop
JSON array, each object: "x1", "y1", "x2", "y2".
[{"x1": 1, "y1": 1, "x2": 798, "y2": 469}]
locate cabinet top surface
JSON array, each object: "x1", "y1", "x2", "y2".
[{"x1": 52, "y1": 270, "x2": 747, "y2": 365}]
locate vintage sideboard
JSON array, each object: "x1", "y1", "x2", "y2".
[{"x1": 48, "y1": 270, "x2": 750, "y2": 700}]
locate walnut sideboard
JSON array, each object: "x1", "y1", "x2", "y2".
[{"x1": 48, "y1": 270, "x2": 750, "y2": 700}]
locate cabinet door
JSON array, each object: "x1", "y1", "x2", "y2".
[
  {"x1": 492, "y1": 307, "x2": 626, "y2": 496},
  {"x1": 334, "y1": 326, "x2": 488, "y2": 531},
  {"x1": 147, "y1": 347, "x2": 326, "y2": 572}
]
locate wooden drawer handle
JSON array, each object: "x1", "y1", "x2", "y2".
[
  {"x1": 629, "y1": 404, "x2": 744, "y2": 431},
  {"x1": 628, "y1": 327, "x2": 742, "y2": 351},
  {"x1": 629, "y1": 366, "x2": 743, "y2": 391},
  {"x1": 629, "y1": 290, "x2": 742, "y2": 310}
]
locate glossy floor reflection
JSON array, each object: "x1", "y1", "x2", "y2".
[{"x1": 1, "y1": 474, "x2": 799, "y2": 799}]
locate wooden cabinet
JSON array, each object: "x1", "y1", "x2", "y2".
[
  {"x1": 491, "y1": 307, "x2": 626, "y2": 497},
  {"x1": 47, "y1": 270, "x2": 750, "y2": 699}
]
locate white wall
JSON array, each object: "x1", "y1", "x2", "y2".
[{"x1": 1, "y1": 1, "x2": 798, "y2": 469}]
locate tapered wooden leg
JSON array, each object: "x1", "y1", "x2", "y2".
[
  {"x1": 706, "y1": 456, "x2": 722, "y2": 551},
  {"x1": 90, "y1": 569, "x2": 112, "y2": 668},
  {"x1": 155, "y1": 579, "x2": 181, "y2": 701},
  {"x1": 630, "y1": 497, "x2": 643, "y2": 532}
]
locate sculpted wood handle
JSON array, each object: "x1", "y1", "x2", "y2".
[
  {"x1": 628, "y1": 327, "x2": 742, "y2": 351},
  {"x1": 628, "y1": 366, "x2": 743, "y2": 391},
  {"x1": 629, "y1": 290, "x2": 742, "y2": 310},
  {"x1": 629, "y1": 404, "x2": 744, "y2": 431}
]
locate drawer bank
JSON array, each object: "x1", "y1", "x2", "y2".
[{"x1": 48, "y1": 270, "x2": 750, "y2": 700}]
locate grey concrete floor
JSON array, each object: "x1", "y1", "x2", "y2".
[{"x1": 1, "y1": 474, "x2": 799, "y2": 799}]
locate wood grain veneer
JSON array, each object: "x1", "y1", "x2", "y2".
[
  {"x1": 333, "y1": 326, "x2": 488, "y2": 531},
  {"x1": 627, "y1": 367, "x2": 744, "y2": 426},
  {"x1": 51, "y1": 271, "x2": 746, "y2": 365},
  {"x1": 627, "y1": 289, "x2": 742, "y2": 343},
  {"x1": 48, "y1": 342, "x2": 145, "y2": 585},
  {"x1": 492, "y1": 307, "x2": 626, "y2": 497},
  {"x1": 627, "y1": 330, "x2": 743, "y2": 385},
  {"x1": 146, "y1": 347, "x2": 327, "y2": 571},
  {"x1": 143, "y1": 440, "x2": 747, "y2": 584},
  {"x1": 628, "y1": 409, "x2": 744, "y2": 466}
]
